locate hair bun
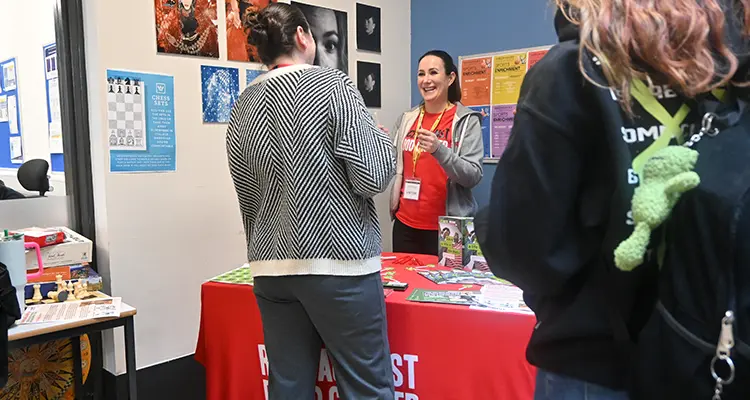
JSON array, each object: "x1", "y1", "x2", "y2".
[
  {"x1": 248, "y1": 12, "x2": 269, "y2": 47},
  {"x1": 248, "y1": 3, "x2": 310, "y2": 65}
]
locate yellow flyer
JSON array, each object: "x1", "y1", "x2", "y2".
[{"x1": 492, "y1": 53, "x2": 527, "y2": 105}]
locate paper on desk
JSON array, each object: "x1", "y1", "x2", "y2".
[
  {"x1": 470, "y1": 285, "x2": 533, "y2": 314},
  {"x1": 18, "y1": 297, "x2": 122, "y2": 325}
]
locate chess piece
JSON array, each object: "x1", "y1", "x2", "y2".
[
  {"x1": 32, "y1": 284, "x2": 43, "y2": 303},
  {"x1": 118, "y1": 85, "x2": 123, "y2": 94},
  {"x1": 109, "y1": 85, "x2": 115, "y2": 93},
  {"x1": 74, "y1": 282, "x2": 83, "y2": 299},
  {"x1": 66, "y1": 281, "x2": 76, "y2": 302},
  {"x1": 134, "y1": 85, "x2": 140, "y2": 95},
  {"x1": 77, "y1": 282, "x2": 90, "y2": 300},
  {"x1": 56, "y1": 274, "x2": 66, "y2": 292},
  {"x1": 125, "y1": 78, "x2": 131, "y2": 85},
  {"x1": 126, "y1": 85, "x2": 131, "y2": 94}
]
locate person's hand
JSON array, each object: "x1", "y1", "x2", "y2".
[
  {"x1": 417, "y1": 129, "x2": 441, "y2": 153},
  {"x1": 377, "y1": 125, "x2": 389, "y2": 134}
]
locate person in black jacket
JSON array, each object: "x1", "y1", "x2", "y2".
[
  {"x1": 0, "y1": 180, "x2": 24, "y2": 200},
  {"x1": 476, "y1": 0, "x2": 750, "y2": 398}
]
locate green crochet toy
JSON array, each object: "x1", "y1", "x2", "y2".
[{"x1": 614, "y1": 146, "x2": 701, "y2": 271}]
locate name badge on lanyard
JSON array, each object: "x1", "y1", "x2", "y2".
[{"x1": 403, "y1": 179, "x2": 421, "y2": 201}]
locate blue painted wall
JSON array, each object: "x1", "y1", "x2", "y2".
[{"x1": 410, "y1": 0, "x2": 558, "y2": 208}]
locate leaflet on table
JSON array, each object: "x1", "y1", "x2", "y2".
[
  {"x1": 407, "y1": 288, "x2": 483, "y2": 306},
  {"x1": 417, "y1": 269, "x2": 512, "y2": 286},
  {"x1": 407, "y1": 287, "x2": 531, "y2": 313},
  {"x1": 18, "y1": 297, "x2": 122, "y2": 325},
  {"x1": 472, "y1": 284, "x2": 532, "y2": 314}
]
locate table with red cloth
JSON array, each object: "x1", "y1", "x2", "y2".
[{"x1": 195, "y1": 253, "x2": 537, "y2": 400}]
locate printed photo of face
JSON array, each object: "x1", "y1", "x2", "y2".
[{"x1": 292, "y1": 2, "x2": 348, "y2": 73}]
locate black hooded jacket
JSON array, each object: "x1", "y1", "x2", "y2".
[{"x1": 476, "y1": 3, "x2": 750, "y2": 390}]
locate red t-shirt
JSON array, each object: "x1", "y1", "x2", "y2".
[{"x1": 396, "y1": 106, "x2": 457, "y2": 231}]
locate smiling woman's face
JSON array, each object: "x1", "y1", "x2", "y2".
[{"x1": 308, "y1": 8, "x2": 340, "y2": 69}]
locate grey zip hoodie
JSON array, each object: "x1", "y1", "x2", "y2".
[{"x1": 390, "y1": 103, "x2": 484, "y2": 220}]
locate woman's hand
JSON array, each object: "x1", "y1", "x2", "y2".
[{"x1": 417, "y1": 129, "x2": 441, "y2": 153}]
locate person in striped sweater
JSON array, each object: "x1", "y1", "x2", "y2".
[{"x1": 226, "y1": 3, "x2": 395, "y2": 399}]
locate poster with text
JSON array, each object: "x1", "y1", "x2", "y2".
[
  {"x1": 492, "y1": 53, "x2": 527, "y2": 105},
  {"x1": 460, "y1": 57, "x2": 492, "y2": 106},
  {"x1": 2, "y1": 60, "x2": 16, "y2": 91},
  {"x1": 246, "y1": 68, "x2": 266, "y2": 87},
  {"x1": 468, "y1": 106, "x2": 491, "y2": 158},
  {"x1": 154, "y1": 0, "x2": 219, "y2": 58},
  {"x1": 0, "y1": 95, "x2": 7, "y2": 122},
  {"x1": 9, "y1": 136, "x2": 22, "y2": 164},
  {"x1": 291, "y1": 2, "x2": 349, "y2": 74},
  {"x1": 527, "y1": 49, "x2": 549, "y2": 70},
  {"x1": 491, "y1": 105, "x2": 516, "y2": 158},
  {"x1": 201, "y1": 66, "x2": 240, "y2": 123},
  {"x1": 45, "y1": 44, "x2": 63, "y2": 154},
  {"x1": 226, "y1": 0, "x2": 277, "y2": 62},
  {"x1": 107, "y1": 70, "x2": 176, "y2": 173}
]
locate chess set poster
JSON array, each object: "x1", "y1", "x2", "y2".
[{"x1": 106, "y1": 70, "x2": 176, "y2": 173}]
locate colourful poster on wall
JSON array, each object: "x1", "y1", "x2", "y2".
[
  {"x1": 492, "y1": 53, "x2": 527, "y2": 105},
  {"x1": 468, "y1": 106, "x2": 491, "y2": 158},
  {"x1": 491, "y1": 105, "x2": 516, "y2": 158},
  {"x1": 106, "y1": 70, "x2": 176, "y2": 173},
  {"x1": 527, "y1": 49, "x2": 549, "y2": 71},
  {"x1": 460, "y1": 57, "x2": 492, "y2": 106}
]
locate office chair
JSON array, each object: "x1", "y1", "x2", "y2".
[{"x1": 17, "y1": 159, "x2": 50, "y2": 197}]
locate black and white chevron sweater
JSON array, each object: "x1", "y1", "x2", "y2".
[{"x1": 227, "y1": 65, "x2": 395, "y2": 277}]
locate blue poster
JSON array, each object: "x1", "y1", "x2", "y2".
[
  {"x1": 107, "y1": 70, "x2": 176, "y2": 173},
  {"x1": 246, "y1": 69, "x2": 265, "y2": 87},
  {"x1": 469, "y1": 106, "x2": 492, "y2": 158},
  {"x1": 0, "y1": 57, "x2": 23, "y2": 169},
  {"x1": 201, "y1": 65, "x2": 239, "y2": 123}
]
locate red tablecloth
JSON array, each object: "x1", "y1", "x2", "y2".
[{"x1": 196, "y1": 253, "x2": 537, "y2": 400}]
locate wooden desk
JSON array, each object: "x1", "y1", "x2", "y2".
[{"x1": 9, "y1": 303, "x2": 138, "y2": 400}]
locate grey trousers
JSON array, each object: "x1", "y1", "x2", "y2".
[{"x1": 253, "y1": 272, "x2": 395, "y2": 400}]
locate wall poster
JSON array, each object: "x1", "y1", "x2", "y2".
[
  {"x1": 106, "y1": 70, "x2": 176, "y2": 173},
  {"x1": 459, "y1": 46, "x2": 551, "y2": 160}
]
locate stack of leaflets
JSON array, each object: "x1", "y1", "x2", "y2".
[{"x1": 417, "y1": 269, "x2": 512, "y2": 286}]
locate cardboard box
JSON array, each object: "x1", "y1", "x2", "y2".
[
  {"x1": 13, "y1": 227, "x2": 65, "y2": 248},
  {"x1": 27, "y1": 264, "x2": 87, "y2": 284},
  {"x1": 25, "y1": 227, "x2": 93, "y2": 269}
]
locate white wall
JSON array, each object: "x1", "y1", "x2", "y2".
[
  {"x1": 83, "y1": 0, "x2": 411, "y2": 373},
  {"x1": 0, "y1": 0, "x2": 65, "y2": 195}
]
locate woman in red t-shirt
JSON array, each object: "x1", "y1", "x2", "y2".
[{"x1": 390, "y1": 50, "x2": 485, "y2": 255}]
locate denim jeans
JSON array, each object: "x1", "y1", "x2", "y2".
[{"x1": 534, "y1": 370, "x2": 630, "y2": 400}]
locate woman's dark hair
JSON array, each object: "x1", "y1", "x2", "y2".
[
  {"x1": 249, "y1": 3, "x2": 310, "y2": 66},
  {"x1": 419, "y1": 50, "x2": 462, "y2": 103}
]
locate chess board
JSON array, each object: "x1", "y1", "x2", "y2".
[
  {"x1": 210, "y1": 265, "x2": 254, "y2": 285},
  {"x1": 107, "y1": 76, "x2": 147, "y2": 151}
]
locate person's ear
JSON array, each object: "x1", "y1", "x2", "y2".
[
  {"x1": 448, "y1": 71, "x2": 456, "y2": 86},
  {"x1": 295, "y1": 26, "x2": 311, "y2": 50}
]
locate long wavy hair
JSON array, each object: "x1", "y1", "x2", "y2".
[{"x1": 559, "y1": 0, "x2": 750, "y2": 111}]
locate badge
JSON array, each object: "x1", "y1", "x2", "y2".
[{"x1": 403, "y1": 179, "x2": 421, "y2": 201}]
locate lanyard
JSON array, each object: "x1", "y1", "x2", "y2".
[
  {"x1": 412, "y1": 104, "x2": 449, "y2": 175},
  {"x1": 271, "y1": 63, "x2": 293, "y2": 70},
  {"x1": 630, "y1": 79, "x2": 690, "y2": 178}
]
